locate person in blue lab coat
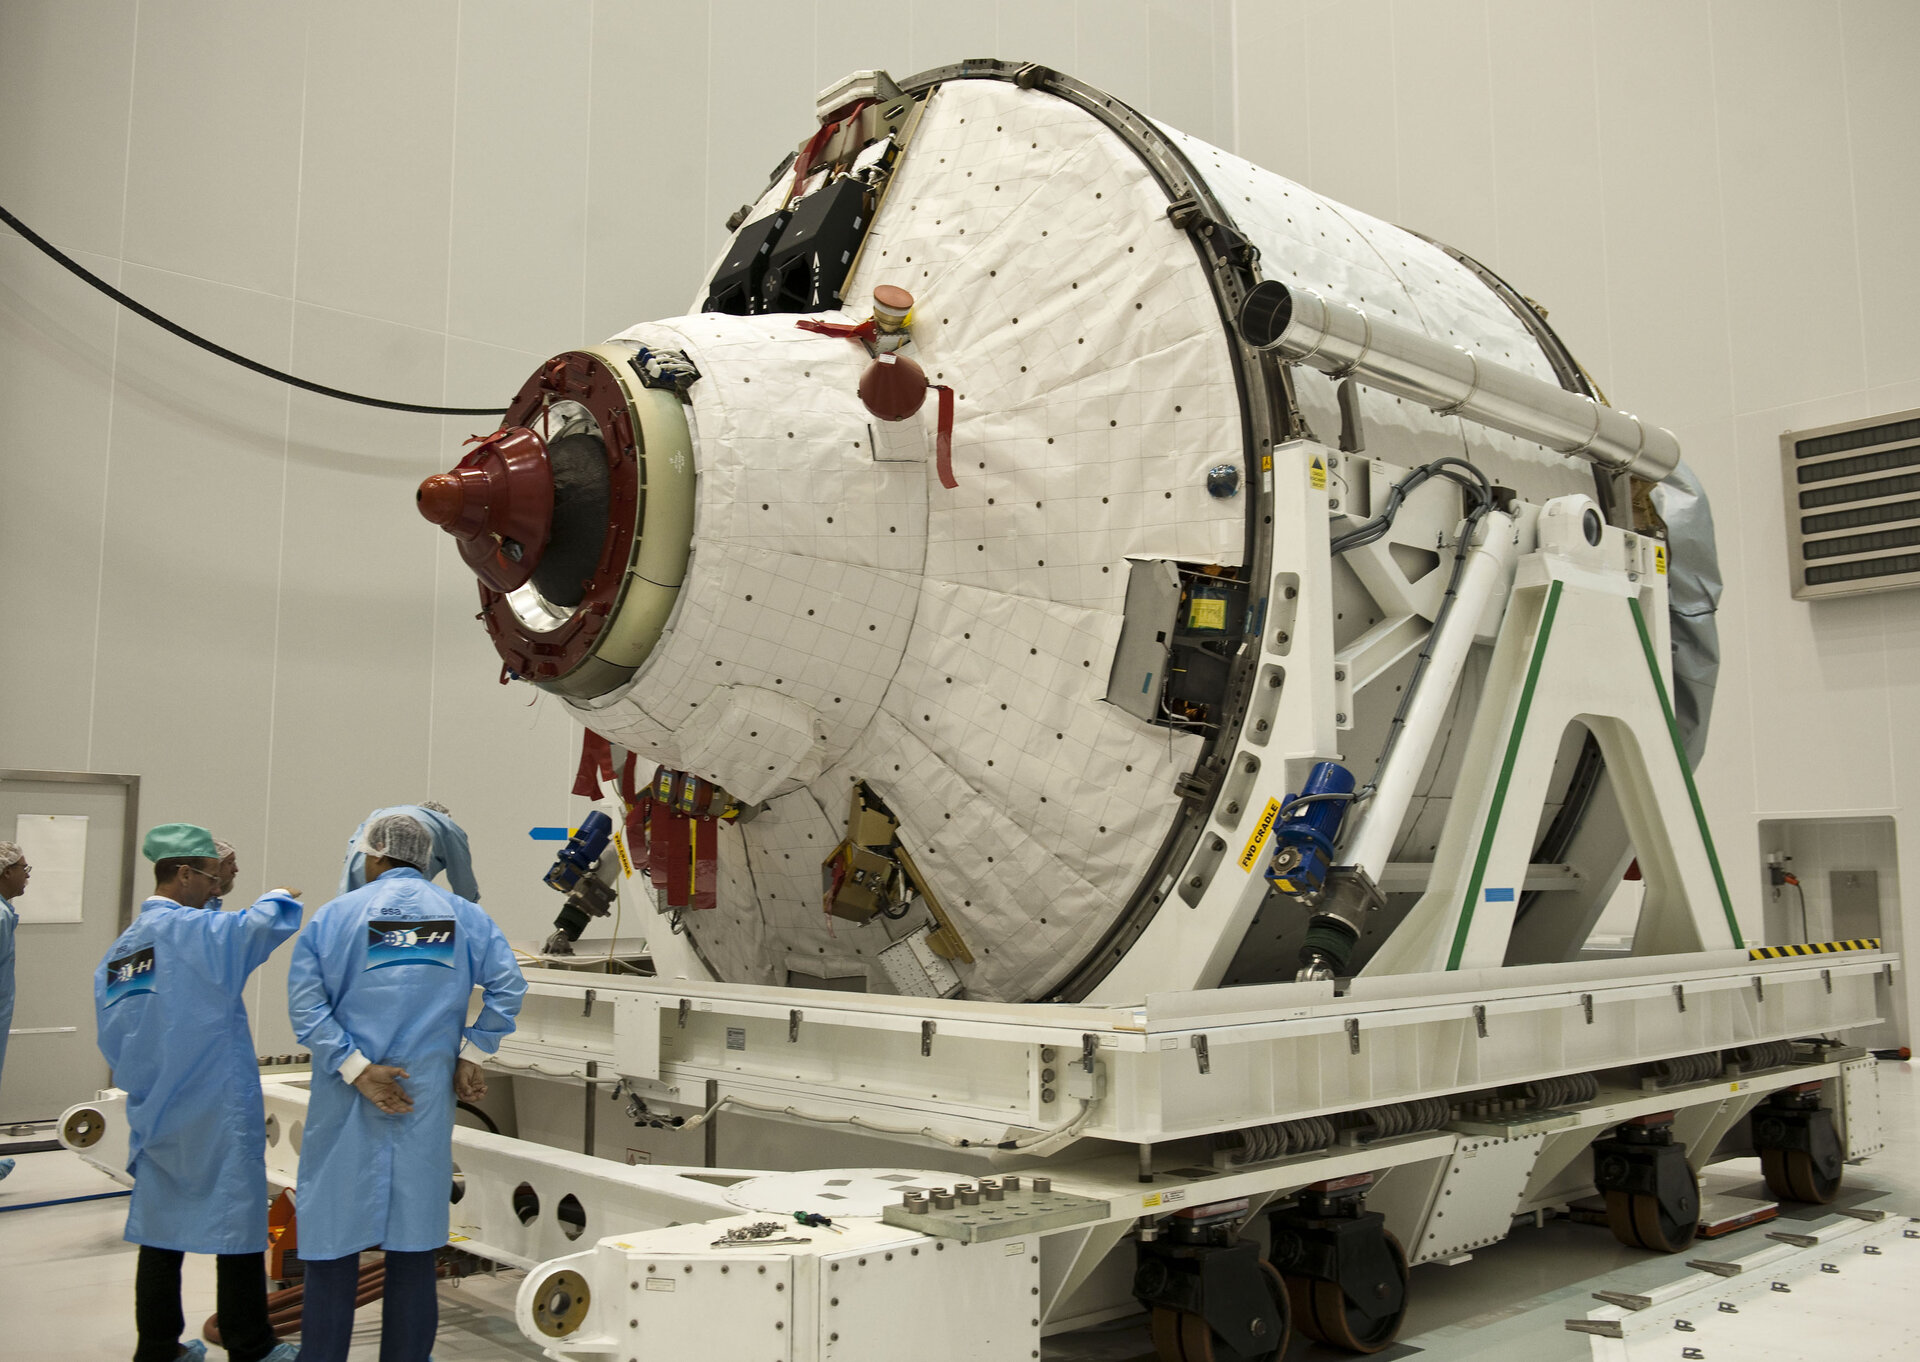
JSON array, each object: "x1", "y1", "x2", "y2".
[
  {"x1": 289, "y1": 811, "x2": 525, "y2": 1362},
  {"x1": 94, "y1": 823, "x2": 304, "y2": 1362},
  {"x1": 0, "y1": 840, "x2": 26, "y2": 1183},
  {"x1": 337, "y1": 802, "x2": 479, "y2": 903}
]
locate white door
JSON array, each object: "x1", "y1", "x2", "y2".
[{"x1": 0, "y1": 772, "x2": 134, "y2": 1125}]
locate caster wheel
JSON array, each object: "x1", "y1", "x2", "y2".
[
  {"x1": 1148, "y1": 1260, "x2": 1291, "y2": 1362},
  {"x1": 1287, "y1": 1231, "x2": 1408, "y2": 1354},
  {"x1": 1762, "y1": 1146, "x2": 1841, "y2": 1205},
  {"x1": 1604, "y1": 1168, "x2": 1699, "y2": 1253}
]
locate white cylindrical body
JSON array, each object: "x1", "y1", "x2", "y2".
[
  {"x1": 1337, "y1": 511, "x2": 1518, "y2": 879},
  {"x1": 1239, "y1": 281, "x2": 1681, "y2": 482}
]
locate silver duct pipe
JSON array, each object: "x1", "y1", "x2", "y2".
[{"x1": 1238, "y1": 280, "x2": 1681, "y2": 482}]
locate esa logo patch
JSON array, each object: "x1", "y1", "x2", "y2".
[
  {"x1": 364, "y1": 918, "x2": 458, "y2": 971},
  {"x1": 105, "y1": 946, "x2": 158, "y2": 1006}
]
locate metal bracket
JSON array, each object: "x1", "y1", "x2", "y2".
[
  {"x1": 1081, "y1": 1033, "x2": 1099, "y2": 1074},
  {"x1": 1473, "y1": 1005, "x2": 1489, "y2": 1038},
  {"x1": 1673, "y1": 983, "x2": 1687, "y2": 1013},
  {"x1": 1346, "y1": 1017, "x2": 1361, "y2": 1054},
  {"x1": 1581, "y1": 993, "x2": 1595, "y2": 1024},
  {"x1": 1192, "y1": 1034, "x2": 1211, "y2": 1075},
  {"x1": 1172, "y1": 767, "x2": 1218, "y2": 803},
  {"x1": 1565, "y1": 1320, "x2": 1623, "y2": 1339},
  {"x1": 1823, "y1": 968, "x2": 1833, "y2": 994},
  {"x1": 921, "y1": 1020, "x2": 937, "y2": 1057},
  {"x1": 1013, "y1": 62, "x2": 1053, "y2": 90},
  {"x1": 1753, "y1": 975, "x2": 1765, "y2": 1002},
  {"x1": 1883, "y1": 963, "x2": 1895, "y2": 987},
  {"x1": 788, "y1": 1009, "x2": 802, "y2": 1043},
  {"x1": 677, "y1": 998, "x2": 690, "y2": 1028},
  {"x1": 1686, "y1": 1259, "x2": 1742, "y2": 1278},
  {"x1": 1592, "y1": 1290, "x2": 1651, "y2": 1310},
  {"x1": 582, "y1": 988, "x2": 596, "y2": 1018},
  {"x1": 1165, "y1": 195, "x2": 1203, "y2": 230}
]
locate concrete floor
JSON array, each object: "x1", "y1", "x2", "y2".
[{"x1": 3, "y1": 1061, "x2": 1916, "y2": 1361}]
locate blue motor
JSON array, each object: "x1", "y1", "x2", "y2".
[
  {"x1": 1267, "y1": 762, "x2": 1355, "y2": 898},
  {"x1": 545, "y1": 810, "x2": 614, "y2": 894}
]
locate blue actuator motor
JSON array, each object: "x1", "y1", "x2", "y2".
[
  {"x1": 1267, "y1": 762, "x2": 1355, "y2": 898},
  {"x1": 545, "y1": 809, "x2": 614, "y2": 893}
]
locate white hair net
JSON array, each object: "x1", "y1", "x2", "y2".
[
  {"x1": 213, "y1": 839, "x2": 236, "y2": 859},
  {"x1": 360, "y1": 813, "x2": 432, "y2": 870},
  {"x1": 0, "y1": 842, "x2": 21, "y2": 873}
]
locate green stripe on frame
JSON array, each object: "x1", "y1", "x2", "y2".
[
  {"x1": 1628, "y1": 596, "x2": 1742, "y2": 947},
  {"x1": 1447, "y1": 579, "x2": 1564, "y2": 971}
]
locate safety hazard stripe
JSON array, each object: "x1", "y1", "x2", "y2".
[{"x1": 1747, "y1": 938, "x2": 1881, "y2": 959}]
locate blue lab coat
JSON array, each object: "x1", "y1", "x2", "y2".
[
  {"x1": 338, "y1": 806, "x2": 481, "y2": 902},
  {"x1": 287, "y1": 868, "x2": 524, "y2": 1261},
  {"x1": 94, "y1": 893, "x2": 303, "y2": 1252},
  {"x1": 0, "y1": 896, "x2": 16, "y2": 1098}
]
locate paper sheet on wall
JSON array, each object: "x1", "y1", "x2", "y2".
[{"x1": 13, "y1": 813, "x2": 88, "y2": 923}]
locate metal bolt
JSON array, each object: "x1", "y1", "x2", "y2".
[
  {"x1": 1336, "y1": 712, "x2": 1347, "y2": 724},
  {"x1": 1041, "y1": 1088, "x2": 1056, "y2": 1102},
  {"x1": 1032, "y1": 1176, "x2": 1052, "y2": 1193},
  {"x1": 1041, "y1": 1069, "x2": 1056, "y2": 1083}
]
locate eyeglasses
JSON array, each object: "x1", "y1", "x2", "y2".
[{"x1": 183, "y1": 864, "x2": 223, "y2": 882}]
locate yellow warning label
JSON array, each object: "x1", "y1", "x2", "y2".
[
  {"x1": 1260, "y1": 453, "x2": 1273, "y2": 472},
  {"x1": 1310, "y1": 457, "x2": 1326, "y2": 490},
  {"x1": 1142, "y1": 1192, "x2": 1162, "y2": 1208},
  {"x1": 1239, "y1": 796, "x2": 1284, "y2": 871},
  {"x1": 1188, "y1": 597, "x2": 1227, "y2": 630},
  {"x1": 613, "y1": 829, "x2": 635, "y2": 878},
  {"x1": 1654, "y1": 545, "x2": 1667, "y2": 575}
]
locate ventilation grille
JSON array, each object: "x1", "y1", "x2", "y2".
[{"x1": 1783, "y1": 408, "x2": 1920, "y2": 600}]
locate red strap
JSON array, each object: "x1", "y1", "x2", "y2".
[
  {"x1": 788, "y1": 99, "x2": 872, "y2": 202},
  {"x1": 933, "y1": 385, "x2": 957, "y2": 489},
  {"x1": 647, "y1": 800, "x2": 676, "y2": 891},
  {"x1": 795, "y1": 317, "x2": 877, "y2": 343},
  {"x1": 662, "y1": 808, "x2": 693, "y2": 909},
  {"x1": 692, "y1": 817, "x2": 718, "y2": 911},
  {"x1": 572, "y1": 731, "x2": 612, "y2": 798},
  {"x1": 825, "y1": 849, "x2": 849, "y2": 918}
]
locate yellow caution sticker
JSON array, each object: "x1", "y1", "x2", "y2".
[
  {"x1": 1310, "y1": 456, "x2": 1326, "y2": 490},
  {"x1": 1654, "y1": 545, "x2": 1667, "y2": 575},
  {"x1": 1188, "y1": 597, "x2": 1227, "y2": 630},
  {"x1": 1260, "y1": 452, "x2": 1273, "y2": 472},
  {"x1": 1142, "y1": 1192, "x2": 1162, "y2": 1208},
  {"x1": 613, "y1": 829, "x2": 634, "y2": 878},
  {"x1": 1239, "y1": 797, "x2": 1284, "y2": 871}
]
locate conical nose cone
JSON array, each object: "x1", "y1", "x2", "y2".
[{"x1": 416, "y1": 472, "x2": 466, "y2": 527}]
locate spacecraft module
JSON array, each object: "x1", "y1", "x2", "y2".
[
  {"x1": 52, "y1": 58, "x2": 1891, "y2": 1362},
  {"x1": 418, "y1": 62, "x2": 1715, "y2": 1009}
]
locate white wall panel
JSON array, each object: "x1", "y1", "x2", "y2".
[
  {"x1": 297, "y1": 0, "x2": 460, "y2": 334},
  {"x1": 445, "y1": 0, "x2": 593, "y2": 355},
  {"x1": 0, "y1": 0, "x2": 137, "y2": 258},
  {"x1": 121, "y1": 0, "x2": 306, "y2": 297},
  {"x1": 1840, "y1": 0, "x2": 1920, "y2": 393},
  {"x1": 0, "y1": 239, "x2": 121, "y2": 772},
  {"x1": 1711, "y1": 0, "x2": 1867, "y2": 415}
]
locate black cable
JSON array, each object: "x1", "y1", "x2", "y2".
[
  {"x1": 1, "y1": 202, "x2": 508, "y2": 418},
  {"x1": 1790, "y1": 879, "x2": 1810, "y2": 943},
  {"x1": 455, "y1": 1100, "x2": 501, "y2": 1134},
  {"x1": 1331, "y1": 456, "x2": 1492, "y2": 556}
]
